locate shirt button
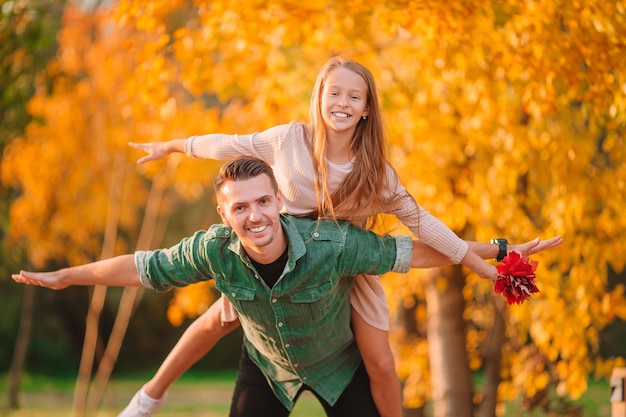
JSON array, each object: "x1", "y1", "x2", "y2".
[
  {"x1": 313, "y1": 232, "x2": 319, "y2": 238},
  {"x1": 285, "y1": 343, "x2": 290, "y2": 348},
  {"x1": 225, "y1": 230, "x2": 230, "y2": 235},
  {"x1": 278, "y1": 322, "x2": 283, "y2": 327},
  {"x1": 272, "y1": 298, "x2": 277, "y2": 303},
  {"x1": 231, "y1": 292, "x2": 236, "y2": 297},
  {"x1": 294, "y1": 363, "x2": 299, "y2": 367}
]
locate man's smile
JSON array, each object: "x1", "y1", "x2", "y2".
[{"x1": 248, "y1": 224, "x2": 269, "y2": 233}]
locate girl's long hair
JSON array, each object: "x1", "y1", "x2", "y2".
[{"x1": 308, "y1": 57, "x2": 391, "y2": 230}]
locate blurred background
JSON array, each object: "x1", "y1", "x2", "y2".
[{"x1": 1, "y1": 1, "x2": 625, "y2": 416}]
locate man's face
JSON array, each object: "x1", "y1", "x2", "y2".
[{"x1": 217, "y1": 174, "x2": 284, "y2": 254}]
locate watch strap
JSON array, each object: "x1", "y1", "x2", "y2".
[{"x1": 490, "y1": 238, "x2": 508, "y2": 262}]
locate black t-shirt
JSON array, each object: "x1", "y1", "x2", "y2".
[{"x1": 249, "y1": 247, "x2": 289, "y2": 288}]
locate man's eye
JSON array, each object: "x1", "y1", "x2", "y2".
[{"x1": 260, "y1": 198, "x2": 269, "y2": 205}]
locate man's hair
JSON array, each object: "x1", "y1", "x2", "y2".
[{"x1": 213, "y1": 157, "x2": 279, "y2": 200}]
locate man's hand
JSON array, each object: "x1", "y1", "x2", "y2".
[
  {"x1": 12, "y1": 255, "x2": 141, "y2": 289},
  {"x1": 12, "y1": 270, "x2": 69, "y2": 290}
]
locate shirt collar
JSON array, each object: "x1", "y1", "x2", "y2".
[{"x1": 225, "y1": 214, "x2": 307, "y2": 269}]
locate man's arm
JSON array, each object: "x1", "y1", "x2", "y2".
[
  {"x1": 12, "y1": 254, "x2": 141, "y2": 290},
  {"x1": 410, "y1": 236, "x2": 562, "y2": 269}
]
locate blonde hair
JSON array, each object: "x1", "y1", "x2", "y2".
[{"x1": 308, "y1": 57, "x2": 390, "y2": 229}]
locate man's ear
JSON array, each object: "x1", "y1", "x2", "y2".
[
  {"x1": 216, "y1": 205, "x2": 229, "y2": 226},
  {"x1": 276, "y1": 190, "x2": 284, "y2": 209}
]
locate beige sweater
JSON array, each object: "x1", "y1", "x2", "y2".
[{"x1": 186, "y1": 121, "x2": 469, "y2": 329}]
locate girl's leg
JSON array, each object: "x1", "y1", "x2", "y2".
[
  {"x1": 119, "y1": 296, "x2": 240, "y2": 417},
  {"x1": 144, "y1": 297, "x2": 240, "y2": 398},
  {"x1": 350, "y1": 273, "x2": 403, "y2": 417},
  {"x1": 352, "y1": 309, "x2": 402, "y2": 417}
]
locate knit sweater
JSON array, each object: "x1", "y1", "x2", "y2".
[{"x1": 185, "y1": 121, "x2": 469, "y2": 329}]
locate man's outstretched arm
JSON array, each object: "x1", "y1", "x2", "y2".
[{"x1": 12, "y1": 254, "x2": 141, "y2": 290}]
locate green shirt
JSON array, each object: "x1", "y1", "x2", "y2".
[{"x1": 136, "y1": 214, "x2": 412, "y2": 410}]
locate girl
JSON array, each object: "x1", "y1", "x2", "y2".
[{"x1": 120, "y1": 57, "x2": 557, "y2": 417}]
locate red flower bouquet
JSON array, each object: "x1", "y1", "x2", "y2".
[{"x1": 494, "y1": 251, "x2": 539, "y2": 305}]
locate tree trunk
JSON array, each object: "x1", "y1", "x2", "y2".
[
  {"x1": 72, "y1": 285, "x2": 107, "y2": 417},
  {"x1": 479, "y1": 300, "x2": 506, "y2": 417},
  {"x1": 395, "y1": 295, "x2": 426, "y2": 417},
  {"x1": 7, "y1": 284, "x2": 35, "y2": 409},
  {"x1": 86, "y1": 166, "x2": 171, "y2": 409},
  {"x1": 425, "y1": 266, "x2": 473, "y2": 417},
  {"x1": 72, "y1": 152, "x2": 126, "y2": 417},
  {"x1": 87, "y1": 286, "x2": 144, "y2": 408}
]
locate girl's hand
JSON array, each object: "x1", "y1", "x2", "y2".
[
  {"x1": 129, "y1": 140, "x2": 184, "y2": 164},
  {"x1": 508, "y1": 236, "x2": 562, "y2": 257}
]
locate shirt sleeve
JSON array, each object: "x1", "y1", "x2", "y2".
[
  {"x1": 184, "y1": 124, "x2": 294, "y2": 164},
  {"x1": 338, "y1": 225, "x2": 413, "y2": 277},
  {"x1": 134, "y1": 231, "x2": 217, "y2": 292},
  {"x1": 382, "y1": 165, "x2": 469, "y2": 264}
]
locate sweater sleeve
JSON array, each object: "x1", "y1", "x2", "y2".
[
  {"x1": 183, "y1": 124, "x2": 294, "y2": 164},
  {"x1": 383, "y1": 166, "x2": 469, "y2": 264}
]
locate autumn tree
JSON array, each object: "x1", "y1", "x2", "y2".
[
  {"x1": 0, "y1": 0, "x2": 66, "y2": 409},
  {"x1": 2, "y1": 2, "x2": 221, "y2": 414},
  {"x1": 4, "y1": 1, "x2": 625, "y2": 416}
]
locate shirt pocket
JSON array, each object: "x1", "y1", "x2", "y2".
[
  {"x1": 289, "y1": 280, "x2": 336, "y2": 321},
  {"x1": 218, "y1": 283, "x2": 256, "y2": 317}
]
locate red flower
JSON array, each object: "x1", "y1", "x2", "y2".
[{"x1": 494, "y1": 251, "x2": 539, "y2": 305}]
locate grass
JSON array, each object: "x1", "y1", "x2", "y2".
[
  {"x1": 0, "y1": 371, "x2": 324, "y2": 417},
  {"x1": 0, "y1": 372, "x2": 613, "y2": 416}
]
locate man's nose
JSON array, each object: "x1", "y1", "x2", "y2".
[{"x1": 248, "y1": 206, "x2": 261, "y2": 221}]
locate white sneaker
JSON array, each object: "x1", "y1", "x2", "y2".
[{"x1": 117, "y1": 386, "x2": 168, "y2": 417}]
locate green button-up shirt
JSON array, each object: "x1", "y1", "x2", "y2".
[{"x1": 136, "y1": 214, "x2": 412, "y2": 410}]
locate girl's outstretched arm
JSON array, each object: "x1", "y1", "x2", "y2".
[
  {"x1": 129, "y1": 139, "x2": 187, "y2": 165},
  {"x1": 410, "y1": 236, "x2": 562, "y2": 271}
]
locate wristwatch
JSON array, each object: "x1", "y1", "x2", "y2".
[{"x1": 490, "y1": 238, "x2": 508, "y2": 262}]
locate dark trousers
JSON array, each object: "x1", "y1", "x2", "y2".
[{"x1": 229, "y1": 346, "x2": 380, "y2": 417}]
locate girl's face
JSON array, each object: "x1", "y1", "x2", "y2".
[{"x1": 320, "y1": 67, "x2": 369, "y2": 136}]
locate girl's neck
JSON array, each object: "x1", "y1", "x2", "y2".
[{"x1": 325, "y1": 129, "x2": 354, "y2": 165}]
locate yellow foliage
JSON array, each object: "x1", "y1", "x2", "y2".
[
  {"x1": 4, "y1": 0, "x2": 626, "y2": 412},
  {"x1": 167, "y1": 281, "x2": 217, "y2": 326}
]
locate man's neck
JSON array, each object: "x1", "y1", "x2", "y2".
[{"x1": 245, "y1": 228, "x2": 288, "y2": 265}]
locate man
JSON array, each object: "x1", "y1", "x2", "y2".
[{"x1": 13, "y1": 157, "x2": 561, "y2": 416}]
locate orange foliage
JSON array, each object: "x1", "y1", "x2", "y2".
[{"x1": 3, "y1": 0, "x2": 625, "y2": 411}]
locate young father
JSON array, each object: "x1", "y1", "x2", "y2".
[{"x1": 13, "y1": 157, "x2": 561, "y2": 417}]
